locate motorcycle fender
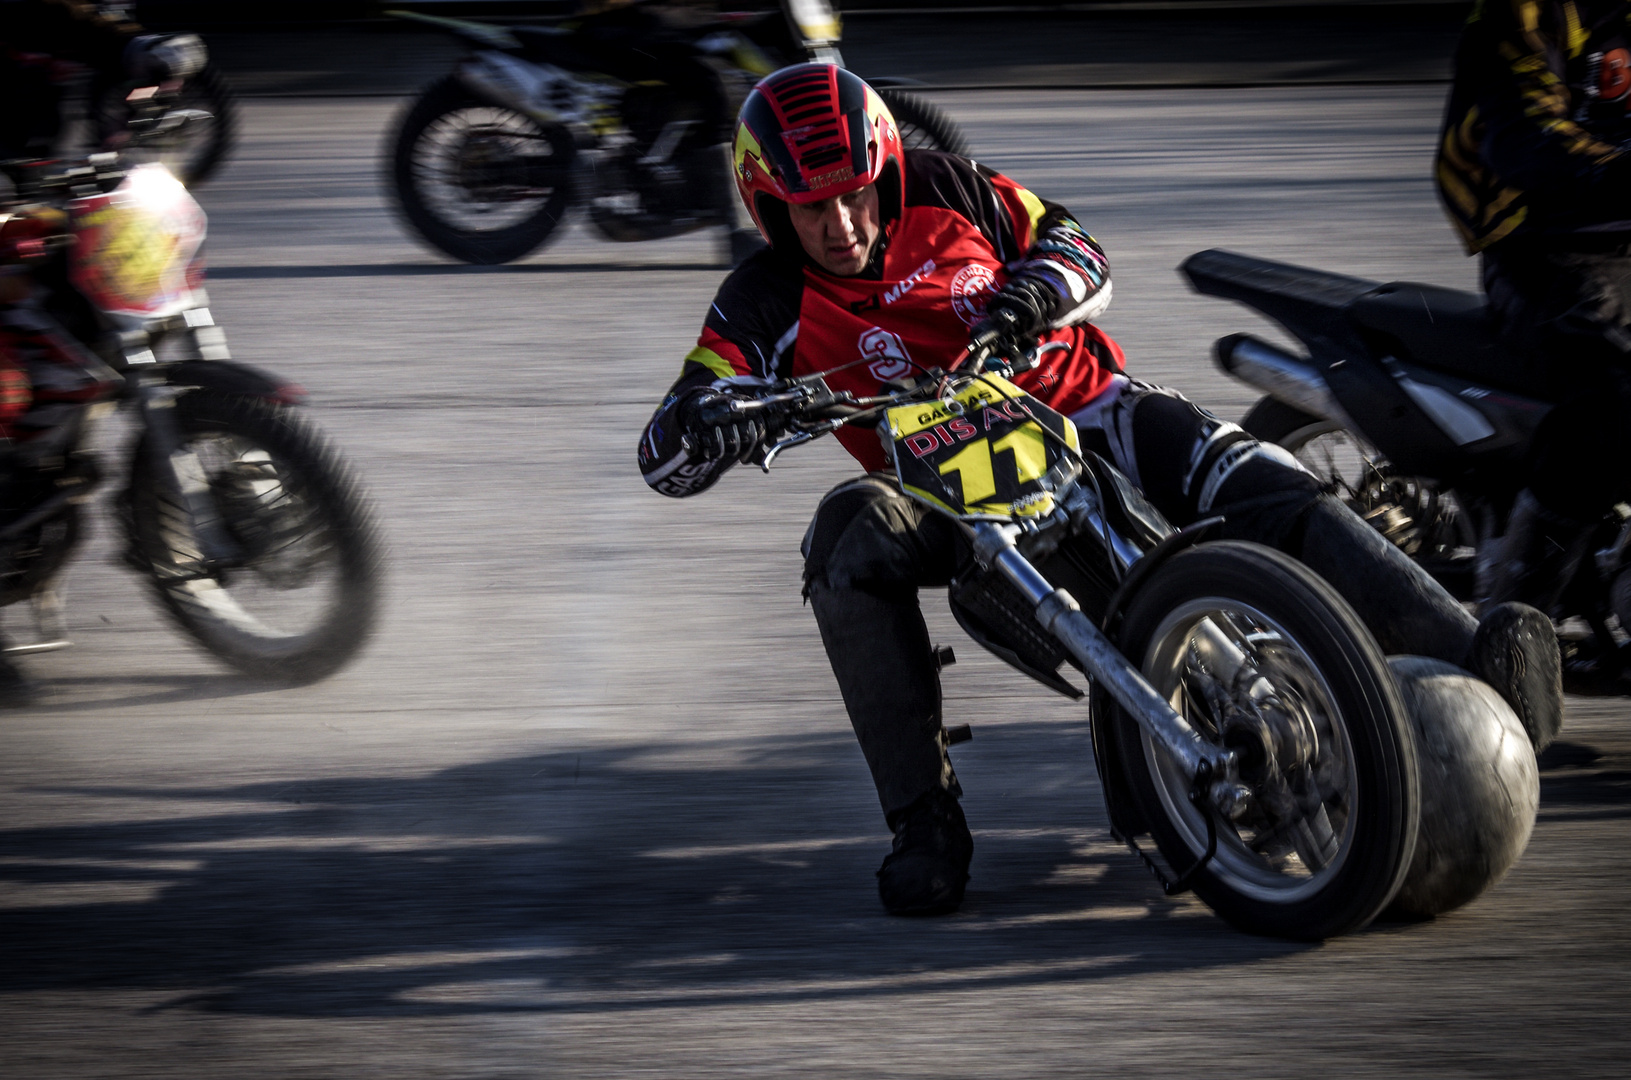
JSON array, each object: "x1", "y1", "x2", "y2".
[
  {"x1": 1098, "y1": 516, "x2": 1224, "y2": 636},
  {"x1": 162, "y1": 360, "x2": 304, "y2": 405}
]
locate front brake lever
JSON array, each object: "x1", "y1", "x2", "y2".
[{"x1": 759, "y1": 430, "x2": 815, "y2": 471}]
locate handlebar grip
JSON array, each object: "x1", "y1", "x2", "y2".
[{"x1": 693, "y1": 396, "x2": 744, "y2": 426}]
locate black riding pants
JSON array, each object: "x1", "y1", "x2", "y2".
[
  {"x1": 1482, "y1": 239, "x2": 1631, "y2": 520},
  {"x1": 802, "y1": 377, "x2": 1482, "y2": 818}
]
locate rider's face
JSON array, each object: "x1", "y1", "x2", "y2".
[{"x1": 788, "y1": 185, "x2": 881, "y2": 276}]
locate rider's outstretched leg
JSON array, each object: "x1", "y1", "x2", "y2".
[
  {"x1": 1072, "y1": 378, "x2": 1563, "y2": 749},
  {"x1": 803, "y1": 475, "x2": 972, "y2": 915}
]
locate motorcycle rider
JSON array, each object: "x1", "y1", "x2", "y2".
[
  {"x1": 0, "y1": 1, "x2": 203, "y2": 702},
  {"x1": 1436, "y1": 0, "x2": 1631, "y2": 620},
  {"x1": 641, "y1": 64, "x2": 1563, "y2": 915}
]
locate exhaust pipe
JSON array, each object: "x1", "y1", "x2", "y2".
[{"x1": 1213, "y1": 333, "x2": 1347, "y2": 425}]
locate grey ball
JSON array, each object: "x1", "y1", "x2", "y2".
[{"x1": 1384, "y1": 656, "x2": 1539, "y2": 920}]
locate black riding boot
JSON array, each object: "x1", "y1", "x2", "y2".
[
  {"x1": 806, "y1": 580, "x2": 971, "y2": 914},
  {"x1": 1287, "y1": 495, "x2": 1563, "y2": 750}
]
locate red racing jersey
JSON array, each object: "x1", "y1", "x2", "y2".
[{"x1": 640, "y1": 149, "x2": 1122, "y2": 496}]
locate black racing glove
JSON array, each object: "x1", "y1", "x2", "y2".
[
  {"x1": 980, "y1": 274, "x2": 1055, "y2": 342},
  {"x1": 681, "y1": 390, "x2": 770, "y2": 465},
  {"x1": 126, "y1": 34, "x2": 208, "y2": 84},
  {"x1": 967, "y1": 273, "x2": 1057, "y2": 372}
]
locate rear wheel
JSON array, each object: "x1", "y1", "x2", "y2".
[
  {"x1": 390, "y1": 76, "x2": 575, "y2": 265},
  {"x1": 129, "y1": 391, "x2": 383, "y2": 684},
  {"x1": 1111, "y1": 541, "x2": 1418, "y2": 939},
  {"x1": 877, "y1": 89, "x2": 968, "y2": 155},
  {"x1": 1243, "y1": 398, "x2": 1476, "y2": 595},
  {"x1": 95, "y1": 63, "x2": 239, "y2": 187}
]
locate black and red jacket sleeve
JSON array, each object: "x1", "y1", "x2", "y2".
[
  {"x1": 637, "y1": 248, "x2": 803, "y2": 498},
  {"x1": 909, "y1": 151, "x2": 1112, "y2": 328}
]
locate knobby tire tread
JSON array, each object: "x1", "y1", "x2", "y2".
[
  {"x1": 388, "y1": 76, "x2": 571, "y2": 265},
  {"x1": 877, "y1": 89, "x2": 969, "y2": 156},
  {"x1": 129, "y1": 390, "x2": 384, "y2": 685}
]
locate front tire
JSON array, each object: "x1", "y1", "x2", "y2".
[
  {"x1": 1110, "y1": 542, "x2": 1418, "y2": 939},
  {"x1": 128, "y1": 391, "x2": 383, "y2": 684},
  {"x1": 389, "y1": 76, "x2": 575, "y2": 265}
]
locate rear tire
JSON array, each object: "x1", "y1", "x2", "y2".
[
  {"x1": 129, "y1": 391, "x2": 383, "y2": 685},
  {"x1": 1244, "y1": 396, "x2": 1476, "y2": 595},
  {"x1": 171, "y1": 64, "x2": 238, "y2": 187},
  {"x1": 878, "y1": 89, "x2": 968, "y2": 155},
  {"x1": 94, "y1": 63, "x2": 238, "y2": 187},
  {"x1": 389, "y1": 76, "x2": 574, "y2": 265},
  {"x1": 1111, "y1": 541, "x2": 1418, "y2": 940}
]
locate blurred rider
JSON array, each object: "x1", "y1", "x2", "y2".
[
  {"x1": 1, "y1": 0, "x2": 204, "y2": 460},
  {"x1": 1436, "y1": 0, "x2": 1631, "y2": 616},
  {"x1": 640, "y1": 64, "x2": 1562, "y2": 915},
  {"x1": 0, "y1": 1, "x2": 203, "y2": 702}
]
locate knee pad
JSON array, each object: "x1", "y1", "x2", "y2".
[{"x1": 802, "y1": 474, "x2": 966, "y2": 593}]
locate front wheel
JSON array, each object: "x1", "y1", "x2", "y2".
[
  {"x1": 1110, "y1": 541, "x2": 1418, "y2": 939},
  {"x1": 128, "y1": 391, "x2": 384, "y2": 684},
  {"x1": 390, "y1": 75, "x2": 576, "y2": 265}
]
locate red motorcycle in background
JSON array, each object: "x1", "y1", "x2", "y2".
[{"x1": 0, "y1": 128, "x2": 382, "y2": 688}]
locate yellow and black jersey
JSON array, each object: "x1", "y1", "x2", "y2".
[{"x1": 1437, "y1": 0, "x2": 1631, "y2": 252}]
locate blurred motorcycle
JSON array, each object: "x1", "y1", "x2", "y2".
[
  {"x1": 1, "y1": 131, "x2": 382, "y2": 685},
  {"x1": 7, "y1": 4, "x2": 237, "y2": 188},
  {"x1": 385, "y1": 0, "x2": 968, "y2": 265},
  {"x1": 1185, "y1": 247, "x2": 1631, "y2": 717}
]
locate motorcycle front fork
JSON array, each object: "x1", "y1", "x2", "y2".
[
  {"x1": 968, "y1": 520, "x2": 1246, "y2": 813},
  {"x1": 134, "y1": 378, "x2": 241, "y2": 570}
]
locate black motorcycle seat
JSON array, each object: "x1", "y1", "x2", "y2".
[{"x1": 1348, "y1": 282, "x2": 1550, "y2": 399}]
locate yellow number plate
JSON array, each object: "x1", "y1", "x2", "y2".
[{"x1": 885, "y1": 375, "x2": 1079, "y2": 520}]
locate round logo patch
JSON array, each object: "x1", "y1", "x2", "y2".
[{"x1": 950, "y1": 264, "x2": 998, "y2": 326}]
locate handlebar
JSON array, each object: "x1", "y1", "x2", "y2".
[{"x1": 963, "y1": 309, "x2": 1039, "y2": 377}]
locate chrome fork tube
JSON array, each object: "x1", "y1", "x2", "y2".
[
  {"x1": 135, "y1": 378, "x2": 239, "y2": 565},
  {"x1": 970, "y1": 522, "x2": 1235, "y2": 783}
]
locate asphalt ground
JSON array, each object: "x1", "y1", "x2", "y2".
[{"x1": 3, "y1": 87, "x2": 1630, "y2": 1077}]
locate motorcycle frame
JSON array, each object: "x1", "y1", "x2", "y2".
[{"x1": 1, "y1": 156, "x2": 302, "y2": 650}]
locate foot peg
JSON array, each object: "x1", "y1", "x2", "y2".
[
  {"x1": 945, "y1": 724, "x2": 973, "y2": 745},
  {"x1": 934, "y1": 644, "x2": 956, "y2": 670}
]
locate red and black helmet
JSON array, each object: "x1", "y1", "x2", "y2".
[{"x1": 732, "y1": 63, "x2": 905, "y2": 251}]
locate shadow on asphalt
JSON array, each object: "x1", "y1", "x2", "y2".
[
  {"x1": 208, "y1": 263, "x2": 727, "y2": 279},
  {"x1": 1537, "y1": 740, "x2": 1631, "y2": 820},
  {"x1": 17, "y1": 672, "x2": 291, "y2": 713},
  {"x1": 0, "y1": 725, "x2": 1310, "y2": 1017}
]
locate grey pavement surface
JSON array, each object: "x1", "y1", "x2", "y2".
[
  {"x1": 4, "y1": 88, "x2": 1631, "y2": 1077},
  {"x1": 202, "y1": 9, "x2": 1464, "y2": 96}
]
